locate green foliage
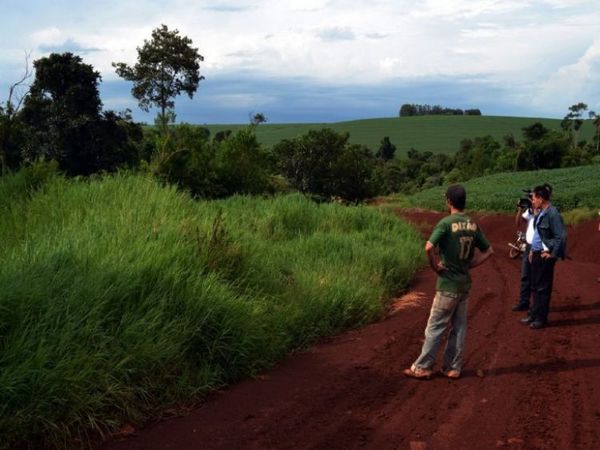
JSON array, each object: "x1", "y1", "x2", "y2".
[
  {"x1": 0, "y1": 159, "x2": 58, "y2": 212},
  {"x1": 372, "y1": 159, "x2": 404, "y2": 195},
  {"x1": 213, "y1": 128, "x2": 272, "y2": 197},
  {"x1": 453, "y1": 135, "x2": 501, "y2": 179},
  {"x1": 405, "y1": 165, "x2": 600, "y2": 212},
  {"x1": 373, "y1": 148, "x2": 453, "y2": 194},
  {"x1": 0, "y1": 173, "x2": 424, "y2": 448},
  {"x1": 273, "y1": 128, "x2": 376, "y2": 201},
  {"x1": 148, "y1": 123, "x2": 217, "y2": 197},
  {"x1": 516, "y1": 126, "x2": 568, "y2": 171},
  {"x1": 376, "y1": 136, "x2": 396, "y2": 161},
  {"x1": 113, "y1": 24, "x2": 204, "y2": 122},
  {"x1": 146, "y1": 124, "x2": 272, "y2": 198},
  {"x1": 19, "y1": 53, "x2": 142, "y2": 175},
  {"x1": 0, "y1": 105, "x2": 26, "y2": 171}
]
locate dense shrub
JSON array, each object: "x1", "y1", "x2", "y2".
[
  {"x1": 148, "y1": 123, "x2": 217, "y2": 197},
  {"x1": 147, "y1": 125, "x2": 273, "y2": 198},
  {"x1": 213, "y1": 127, "x2": 273, "y2": 196},
  {"x1": 273, "y1": 128, "x2": 376, "y2": 202}
]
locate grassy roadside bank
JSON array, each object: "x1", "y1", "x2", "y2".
[{"x1": 0, "y1": 172, "x2": 425, "y2": 448}]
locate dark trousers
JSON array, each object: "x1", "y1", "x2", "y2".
[
  {"x1": 530, "y1": 251, "x2": 556, "y2": 323},
  {"x1": 519, "y1": 244, "x2": 532, "y2": 307}
]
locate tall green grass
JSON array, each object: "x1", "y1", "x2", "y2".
[
  {"x1": 0, "y1": 172, "x2": 424, "y2": 448},
  {"x1": 401, "y1": 165, "x2": 600, "y2": 212}
]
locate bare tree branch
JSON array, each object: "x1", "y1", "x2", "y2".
[{"x1": 6, "y1": 50, "x2": 33, "y2": 119}]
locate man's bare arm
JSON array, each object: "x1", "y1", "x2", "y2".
[{"x1": 425, "y1": 241, "x2": 446, "y2": 273}]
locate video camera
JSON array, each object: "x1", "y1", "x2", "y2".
[{"x1": 516, "y1": 189, "x2": 533, "y2": 209}]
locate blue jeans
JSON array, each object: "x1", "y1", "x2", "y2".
[{"x1": 412, "y1": 291, "x2": 469, "y2": 372}]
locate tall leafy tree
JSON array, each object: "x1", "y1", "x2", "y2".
[
  {"x1": 113, "y1": 24, "x2": 204, "y2": 126},
  {"x1": 20, "y1": 52, "x2": 141, "y2": 175}
]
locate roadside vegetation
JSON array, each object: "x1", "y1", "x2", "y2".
[{"x1": 0, "y1": 169, "x2": 424, "y2": 448}]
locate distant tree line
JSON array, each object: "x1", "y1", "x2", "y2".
[{"x1": 399, "y1": 104, "x2": 482, "y2": 117}]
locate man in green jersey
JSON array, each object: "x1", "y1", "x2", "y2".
[{"x1": 404, "y1": 184, "x2": 493, "y2": 380}]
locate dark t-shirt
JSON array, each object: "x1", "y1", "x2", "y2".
[{"x1": 428, "y1": 213, "x2": 490, "y2": 293}]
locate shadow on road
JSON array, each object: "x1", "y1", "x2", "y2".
[
  {"x1": 461, "y1": 357, "x2": 600, "y2": 378},
  {"x1": 549, "y1": 315, "x2": 600, "y2": 327},
  {"x1": 550, "y1": 301, "x2": 600, "y2": 313}
]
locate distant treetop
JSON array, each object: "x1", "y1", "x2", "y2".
[{"x1": 399, "y1": 104, "x2": 482, "y2": 117}]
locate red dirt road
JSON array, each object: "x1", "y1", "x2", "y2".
[{"x1": 104, "y1": 211, "x2": 600, "y2": 450}]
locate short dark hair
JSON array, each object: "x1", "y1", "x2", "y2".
[
  {"x1": 445, "y1": 184, "x2": 466, "y2": 210},
  {"x1": 543, "y1": 183, "x2": 553, "y2": 196},
  {"x1": 533, "y1": 184, "x2": 550, "y2": 200}
]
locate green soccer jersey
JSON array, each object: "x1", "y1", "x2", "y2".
[{"x1": 428, "y1": 213, "x2": 490, "y2": 293}]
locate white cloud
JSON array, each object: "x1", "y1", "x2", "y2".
[
  {"x1": 2, "y1": 0, "x2": 599, "y2": 119},
  {"x1": 30, "y1": 27, "x2": 66, "y2": 47},
  {"x1": 410, "y1": 0, "x2": 530, "y2": 20},
  {"x1": 534, "y1": 39, "x2": 600, "y2": 112},
  {"x1": 379, "y1": 57, "x2": 400, "y2": 74}
]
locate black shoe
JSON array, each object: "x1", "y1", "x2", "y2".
[
  {"x1": 520, "y1": 316, "x2": 535, "y2": 324},
  {"x1": 530, "y1": 321, "x2": 547, "y2": 329},
  {"x1": 512, "y1": 304, "x2": 529, "y2": 311}
]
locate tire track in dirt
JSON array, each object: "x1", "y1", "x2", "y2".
[{"x1": 102, "y1": 211, "x2": 600, "y2": 450}]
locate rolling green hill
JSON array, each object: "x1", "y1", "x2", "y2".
[{"x1": 203, "y1": 116, "x2": 596, "y2": 156}]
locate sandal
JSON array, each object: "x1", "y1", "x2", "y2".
[
  {"x1": 440, "y1": 369, "x2": 461, "y2": 379},
  {"x1": 403, "y1": 366, "x2": 433, "y2": 380}
]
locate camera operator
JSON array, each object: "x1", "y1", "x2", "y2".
[
  {"x1": 520, "y1": 184, "x2": 566, "y2": 329},
  {"x1": 512, "y1": 189, "x2": 538, "y2": 312}
]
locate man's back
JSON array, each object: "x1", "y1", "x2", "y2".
[{"x1": 428, "y1": 213, "x2": 490, "y2": 293}]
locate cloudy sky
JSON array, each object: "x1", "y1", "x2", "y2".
[{"x1": 2, "y1": 0, "x2": 599, "y2": 123}]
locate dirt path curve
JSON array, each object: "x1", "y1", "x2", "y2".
[{"x1": 103, "y1": 211, "x2": 600, "y2": 450}]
